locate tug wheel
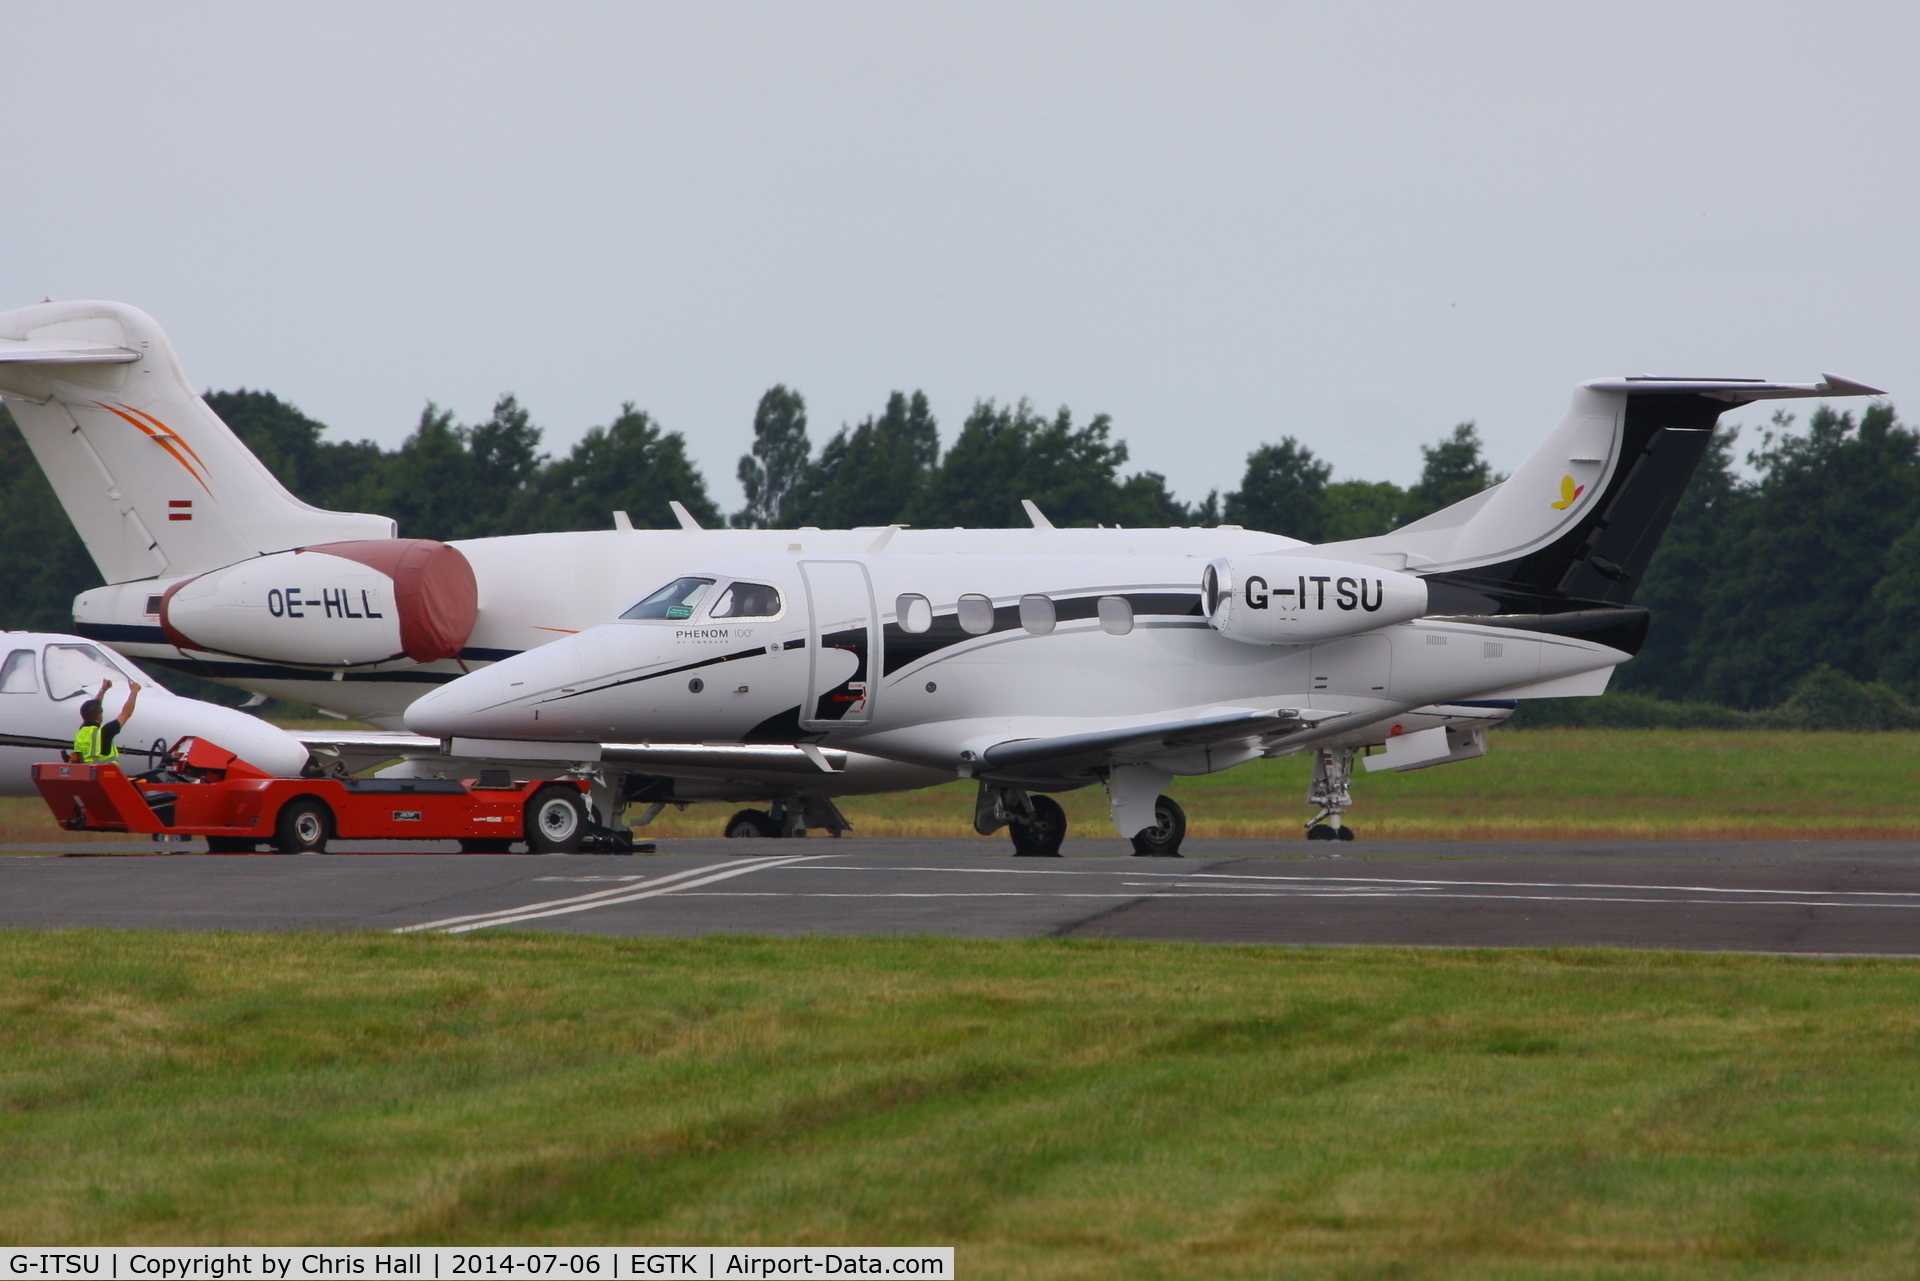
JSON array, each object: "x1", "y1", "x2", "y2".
[
  {"x1": 526, "y1": 786, "x2": 587, "y2": 853},
  {"x1": 273, "y1": 798, "x2": 333, "y2": 854}
]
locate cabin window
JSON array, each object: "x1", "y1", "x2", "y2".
[
  {"x1": 708, "y1": 581, "x2": 783, "y2": 619},
  {"x1": 43, "y1": 644, "x2": 129, "y2": 702},
  {"x1": 0, "y1": 649, "x2": 36, "y2": 694},
  {"x1": 896, "y1": 594, "x2": 933, "y2": 633},
  {"x1": 1019, "y1": 595, "x2": 1056, "y2": 635},
  {"x1": 622, "y1": 577, "x2": 715, "y2": 620},
  {"x1": 957, "y1": 594, "x2": 996, "y2": 635},
  {"x1": 1098, "y1": 595, "x2": 1134, "y2": 636}
]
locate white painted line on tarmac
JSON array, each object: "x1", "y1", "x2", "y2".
[
  {"x1": 661, "y1": 889, "x2": 1920, "y2": 909},
  {"x1": 787, "y1": 862, "x2": 1920, "y2": 900},
  {"x1": 395, "y1": 856, "x2": 824, "y2": 933},
  {"x1": 1181, "y1": 871, "x2": 1920, "y2": 897}
]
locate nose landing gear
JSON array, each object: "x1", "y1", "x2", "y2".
[
  {"x1": 1306, "y1": 747, "x2": 1358, "y2": 843},
  {"x1": 975, "y1": 783, "x2": 1069, "y2": 856}
]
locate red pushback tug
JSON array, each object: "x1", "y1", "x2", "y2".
[{"x1": 33, "y1": 736, "x2": 635, "y2": 854}]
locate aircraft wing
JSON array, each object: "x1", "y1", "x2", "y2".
[
  {"x1": 292, "y1": 730, "x2": 850, "y2": 780},
  {"x1": 289, "y1": 728, "x2": 444, "y2": 775},
  {"x1": 442, "y1": 736, "x2": 847, "y2": 776},
  {"x1": 981, "y1": 708, "x2": 1336, "y2": 776},
  {"x1": 290, "y1": 729, "x2": 444, "y2": 755}
]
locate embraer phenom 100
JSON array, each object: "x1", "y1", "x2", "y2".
[
  {"x1": 407, "y1": 372, "x2": 1884, "y2": 855},
  {"x1": 0, "y1": 299, "x2": 1307, "y2": 836}
]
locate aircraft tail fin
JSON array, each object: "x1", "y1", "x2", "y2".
[
  {"x1": 0, "y1": 300, "x2": 393, "y2": 585},
  {"x1": 1321, "y1": 375, "x2": 1884, "y2": 611}
]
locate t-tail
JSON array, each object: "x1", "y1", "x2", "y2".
[
  {"x1": 1318, "y1": 374, "x2": 1885, "y2": 649},
  {"x1": 0, "y1": 300, "x2": 393, "y2": 585}
]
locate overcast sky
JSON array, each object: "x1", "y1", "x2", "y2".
[{"x1": 7, "y1": 2, "x2": 1913, "y2": 513}]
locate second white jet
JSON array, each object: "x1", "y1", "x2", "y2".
[{"x1": 408, "y1": 372, "x2": 1883, "y2": 855}]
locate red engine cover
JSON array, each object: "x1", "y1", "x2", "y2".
[{"x1": 303, "y1": 539, "x2": 479, "y2": 663}]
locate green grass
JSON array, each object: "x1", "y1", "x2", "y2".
[
  {"x1": 4, "y1": 930, "x2": 1920, "y2": 1276},
  {"x1": 11, "y1": 730, "x2": 1920, "y2": 846},
  {"x1": 785, "y1": 729, "x2": 1920, "y2": 841}
]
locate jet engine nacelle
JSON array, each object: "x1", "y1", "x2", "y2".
[
  {"x1": 1201, "y1": 557, "x2": 1428, "y2": 645},
  {"x1": 160, "y1": 539, "x2": 478, "y2": 668}
]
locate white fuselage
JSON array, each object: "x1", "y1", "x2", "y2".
[{"x1": 404, "y1": 551, "x2": 1626, "y2": 781}]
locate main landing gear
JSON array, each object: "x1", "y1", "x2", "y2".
[
  {"x1": 722, "y1": 795, "x2": 853, "y2": 839},
  {"x1": 1104, "y1": 764, "x2": 1186, "y2": 857},
  {"x1": 1129, "y1": 794, "x2": 1187, "y2": 857},
  {"x1": 1305, "y1": 747, "x2": 1358, "y2": 843},
  {"x1": 975, "y1": 784, "x2": 1069, "y2": 856}
]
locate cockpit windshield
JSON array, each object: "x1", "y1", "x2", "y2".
[
  {"x1": 43, "y1": 643, "x2": 136, "y2": 701},
  {"x1": 709, "y1": 581, "x2": 783, "y2": 619},
  {"x1": 622, "y1": 577, "x2": 715, "y2": 621}
]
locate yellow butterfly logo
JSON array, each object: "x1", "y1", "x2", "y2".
[{"x1": 1550, "y1": 475, "x2": 1585, "y2": 510}]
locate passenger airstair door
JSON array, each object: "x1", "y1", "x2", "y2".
[{"x1": 800, "y1": 561, "x2": 877, "y2": 729}]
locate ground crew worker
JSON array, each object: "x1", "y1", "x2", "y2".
[{"x1": 73, "y1": 678, "x2": 140, "y2": 764}]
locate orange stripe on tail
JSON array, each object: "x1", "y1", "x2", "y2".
[
  {"x1": 92, "y1": 402, "x2": 213, "y2": 495},
  {"x1": 118, "y1": 403, "x2": 215, "y2": 478}
]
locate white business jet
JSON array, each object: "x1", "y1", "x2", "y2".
[
  {"x1": 0, "y1": 632, "x2": 308, "y2": 796},
  {"x1": 0, "y1": 299, "x2": 1300, "y2": 838},
  {"x1": 406, "y1": 372, "x2": 1884, "y2": 854}
]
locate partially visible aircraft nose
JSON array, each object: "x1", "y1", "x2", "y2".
[
  {"x1": 403, "y1": 672, "x2": 500, "y2": 739},
  {"x1": 404, "y1": 640, "x2": 584, "y2": 739}
]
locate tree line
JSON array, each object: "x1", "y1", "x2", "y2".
[{"x1": 1, "y1": 385, "x2": 1914, "y2": 715}]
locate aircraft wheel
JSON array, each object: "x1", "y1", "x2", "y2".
[
  {"x1": 526, "y1": 786, "x2": 587, "y2": 853},
  {"x1": 273, "y1": 798, "x2": 333, "y2": 854},
  {"x1": 1306, "y1": 824, "x2": 1337, "y2": 841},
  {"x1": 459, "y1": 838, "x2": 514, "y2": 853},
  {"x1": 724, "y1": 808, "x2": 783, "y2": 838},
  {"x1": 1129, "y1": 795, "x2": 1186, "y2": 858},
  {"x1": 1336, "y1": 827, "x2": 1356, "y2": 842},
  {"x1": 1010, "y1": 794, "x2": 1067, "y2": 857}
]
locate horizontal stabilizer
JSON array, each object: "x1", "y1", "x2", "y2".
[
  {"x1": 1582, "y1": 374, "x2": 1886, "y2": 402},
  {"x1": 983, "y1": 707, "x2": 1318, "y2": 774},
  {"x1": 0, "y1": 338, "x2": 140, "y2": 366}
]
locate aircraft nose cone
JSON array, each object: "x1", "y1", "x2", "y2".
[
  {"x1": 403, "y1": 673, "x2": 501, "y2": 739},
  {"x1": 404, "y1": 640, "x2": 586, "y2": 740}
]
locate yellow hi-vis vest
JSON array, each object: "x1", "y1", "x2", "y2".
[{"x1": 73, "y1": 724, "x2": 118, "y2": 764}]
